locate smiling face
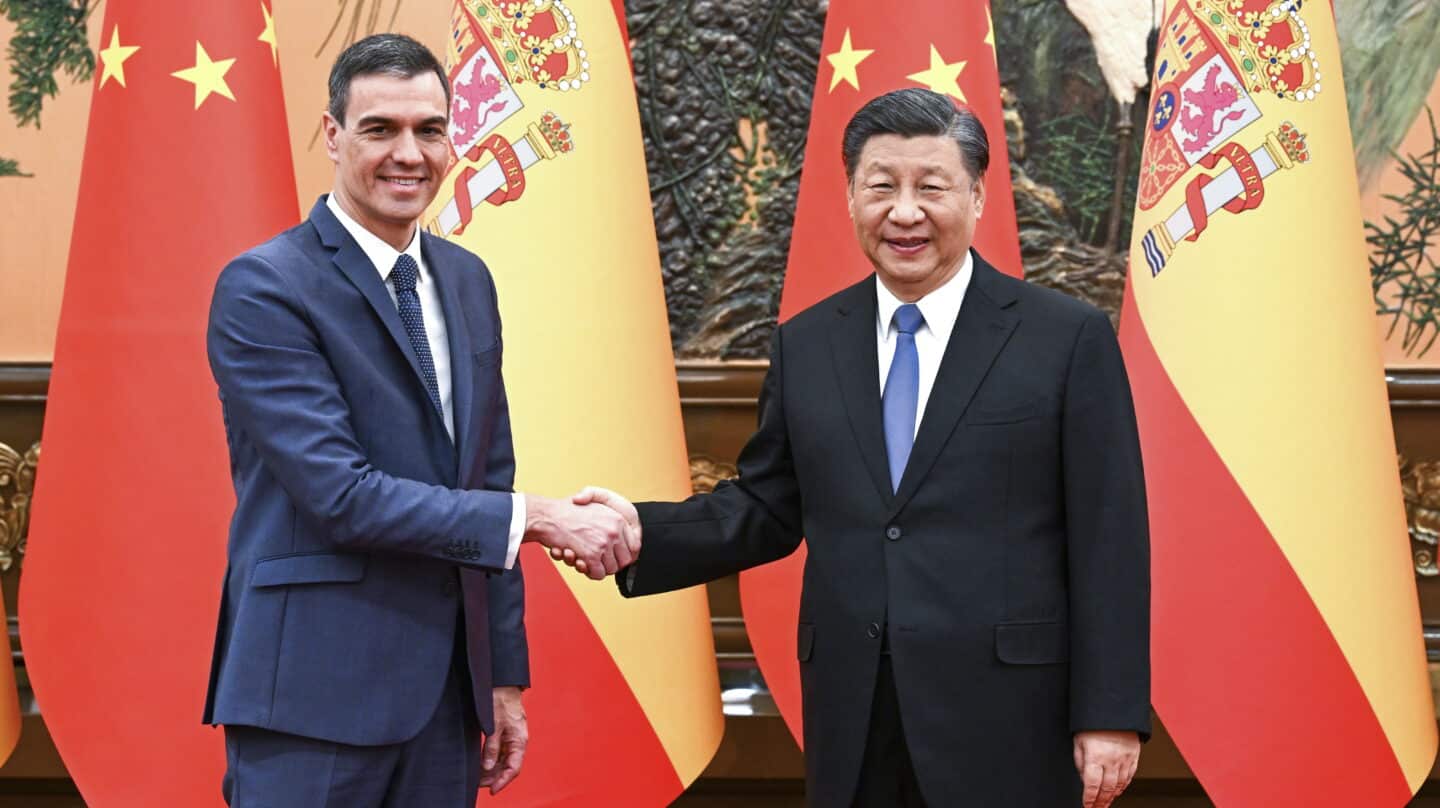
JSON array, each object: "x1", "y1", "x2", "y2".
[
  {"x1": 846, "y1": 133, "x2": 985, "y2": 302},
  {"x1": 323, "y1": 71, "x2": 451, "y2": 250}
]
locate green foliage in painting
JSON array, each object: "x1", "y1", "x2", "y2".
[
  {"x1": 1028, "y1": 105, "x2": 1140, "y2": 248},
  {"x1": 0, "y1": 156, "x2": 29, "y2": 176},
  {"x1": 1, "y1": 0, "x2": 94, "y2": 176},
  {"x1": 1370, "y1": 107, "x2": 1440, "y2": 357}
]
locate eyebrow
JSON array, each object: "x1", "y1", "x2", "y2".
[
  {"x1": 353, "y1": 114, "x2": 449, "y2": 128},
  {"x1": 861, "y1": 162, "x2": 954, "y2": 176}
]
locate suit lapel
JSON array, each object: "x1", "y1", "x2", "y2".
[
  {"x1": 311, "y1": 198, "x2": 434, "y2": 396},
  {"x1": 891, "y1": 254, "x2": 1019, "y2": 516},
  {"x1": 425, "y1": 235, "x2": 477, "y2": 484},
  {"x1": 829, "y1": 278, "x2": 895, "y2": 508}
]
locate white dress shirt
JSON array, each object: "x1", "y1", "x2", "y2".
[
  {"x1": 326, "y1": 194, "x2": 524, "y2": 568},
  {"x1": 875, "y1": 251, "x2": 974, "y2": 438}
]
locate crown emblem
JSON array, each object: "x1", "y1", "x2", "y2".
[
  {"x1": 537, "y1": 111, "x2": 574, "y2": 155},
  {"x1": 456, "y1": 0, "x2": 591, "y2": 92},
  {"x1": 1272, "y1": 120, "x2": 1309, "y2": 164},
  {"x1": 1189, "y1": 0, "x2": 1320, "y2": 101}
]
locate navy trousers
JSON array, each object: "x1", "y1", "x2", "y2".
[{"x1": 222, "y1": 661, "x2": 480, "y2": 808}]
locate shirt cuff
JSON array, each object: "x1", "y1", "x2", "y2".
[{"x1": 505, "y1": 492, "x2": 525, "y2": 570}]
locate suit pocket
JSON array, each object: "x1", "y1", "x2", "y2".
[
  {"x1": 967, "y1": 400, "x2": 1040, "y2": 425},
  {"x1": 474, "y1": 341, "x2": 501, "y2": 368},
  {"x1": 250, "y1": 552, "x2": 367, "y2": 588},
  {"x1": 995, "y1": 621, "x2": 1067, "y2": 665},
  {"x1": 797, "y1": 623, "x2": 815, "y2": 662}
]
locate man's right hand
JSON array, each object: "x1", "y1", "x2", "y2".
[
  {"x1": 545, "y1": 487, "x2": 641, "y2": 578},
  {"x1": 522, "y1": 495, "x2": 636, "y2": 580}
]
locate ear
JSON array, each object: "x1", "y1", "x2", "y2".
[
  {"x1": 971, "y1": 175, "x2": 987, "y2": 219},
  {"x1": 322, "y1": 111, "x2": 343, "y2": 164},
  {"x1": 845, "y1": 176, "x2": 857, "y2": 221}
]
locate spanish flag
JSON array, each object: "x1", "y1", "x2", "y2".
[
  {"x1": 0, "y1": 585, "x2": 17, "y2": 764},
  {"x1": 424, "y1": 1, "x2": 722, "y2": 803},
  {"x1": 739, "y1": 0, "x2": 1022, "y2": 742},
  {"x1": 21, "y1": 0, "x2": 298, "y2": 804},
  {"x1": 1121, "y1": 1, "x2": 1437, "y2": 803}
]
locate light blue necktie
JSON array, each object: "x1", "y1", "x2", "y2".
[
  {"x1": 391, "y1": 253, "x2": 443, "y2": 416},
  {"x1": 883, "y1": 303, "x2": 924, "y2": 492}
]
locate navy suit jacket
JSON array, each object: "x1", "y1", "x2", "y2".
[{"x1": 203, "y1": 198, "x2": 527, "y2": 744}]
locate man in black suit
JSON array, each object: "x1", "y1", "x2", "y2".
[{"x1": 573, "y1": 88, "x2": 1150, "y2": 807}]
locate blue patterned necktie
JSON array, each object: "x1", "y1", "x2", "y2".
[
  {"x1": 883, "y1": 303, "x2": 924, "y2": 492},
  {"x1": 390, "y1": 253, "x2": 442, "y2": 416}
]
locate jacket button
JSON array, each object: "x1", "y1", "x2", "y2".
[
  {"x1": 885, "y1": 525, "x2": 902, "y2": 541},
  {"x1": 866, "y1": 622, "x2": 881, "y2": 639}
]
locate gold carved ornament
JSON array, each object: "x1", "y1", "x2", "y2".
[
  {"x1": 1401, "y1": 454, "x2": 1440, "y2": 576},
  {"x1": 0, "y1": 442, "x2": 39, "y2": 572},
  {"x1": 689, "y1": 456, "x2": 738, "y2": 496}
]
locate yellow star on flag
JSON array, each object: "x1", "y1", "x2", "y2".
[
  {"x1": 826, "y1": 28, "x2": 874, "y2": 93},
  {"x1": 258, "y1": 2, "x2": 279, "y2": 67},
  {"x1": 99, "y1": 25, "x2": 140, "y2": 89},
  {"x1": 907, "y1": 44, "x2": 967, "y2": 102},
  {"x1": 172, "y1": 42, "x2": 237, "y2": 109},
  {"x1": 984, "y1": 7, "x2": 996, "y2": 63}
]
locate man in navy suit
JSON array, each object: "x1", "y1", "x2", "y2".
[{"x1": 203, "y1": 34, "x2": 633, "y2": 807}]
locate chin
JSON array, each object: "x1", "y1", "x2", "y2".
[{"x1": 883, "y1": 268, "x2": 935, "y2": 286}]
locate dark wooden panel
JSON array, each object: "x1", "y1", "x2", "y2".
[
  {"x1": 1389, "y1": 370, "x2": 1440, "y2": 653},
  {"x1": 0, "y1": 365, "x2": 64, "y2": 782},
  {"x1": 4, "y1": 361, "x2": 1440, "y2": 802},
  {"x1": 677, "y1": 360, "x2": 768, "y2": 650}
]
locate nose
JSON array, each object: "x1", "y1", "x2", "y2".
[
  {"x1": 887, "y1": 189, "x2": 925, "y2": 226},
  {"x1": 391, "y1": 130, "x2": 423, "y2": 165}
]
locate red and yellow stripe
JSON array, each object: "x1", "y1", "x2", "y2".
[
  {"x1": 430, "y1": 1, "x2": 724, "y2": 801},
  {"x1": 1122, "y1": 2, "x2": 1436, "y2": 801}
]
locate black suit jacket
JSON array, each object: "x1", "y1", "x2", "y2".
[{"x1": 621, "y1": 252, "x2": 1150, "y2": 806}]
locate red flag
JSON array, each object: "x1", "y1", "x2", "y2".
[
  {"x1": 741, "y1": 0, "x2": 1022, "y2": 742},
  {"x1": 20, "y1": 1, "x2": 298, "y2": 804}
]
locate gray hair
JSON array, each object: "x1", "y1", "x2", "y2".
[{"x1": 840, "y1": 88, "x2": 989, "y2": 183}]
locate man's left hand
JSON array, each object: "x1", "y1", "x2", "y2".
[
  {"x1": 479, "y1": 686, "x2": 528, "y2": 794},
  {"x1": 1074, "y1": 730, "x2": 1140, "y2": 808}
]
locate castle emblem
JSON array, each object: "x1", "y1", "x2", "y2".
[
  {"x1": 426, "y1": 0, "x2": 591, "y2": 237},
  {"x1": 1136, "y1": 0, "x2": 1321, "y2": 275}
]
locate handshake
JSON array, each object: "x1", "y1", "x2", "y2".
[{"x1": 521, "y1": 487, "x2": 638, "y2": 580}]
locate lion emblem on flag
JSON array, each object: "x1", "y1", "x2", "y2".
[
  {"x1": 426, "y1": 0, "x2": 591, "y2": 237},
  {"x1": 1135, "y1": 0, "x2": 1319, "y2": 276}
]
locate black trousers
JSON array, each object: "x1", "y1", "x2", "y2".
[{"x1": 852, "y1": 656, "x2": 927, "y2": 807}]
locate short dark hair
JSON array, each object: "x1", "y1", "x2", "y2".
[
  {"x1": 841, "y1": 88, "x2": 989, "y2": 183},
  {"x1": 327, "y1": 34, "x2": 451, "y2": 126}
]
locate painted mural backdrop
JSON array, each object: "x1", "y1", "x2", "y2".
[{"x1": 4, "y1": 0, "x2": 1437, "y2": 362}]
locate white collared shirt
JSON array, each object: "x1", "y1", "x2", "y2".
[
  {"x1": 875, "y1": 251, "x2": 974, "y2": 439},
  {"x1": 326, "y1": 193, "x2": 523, "y2": 569}
]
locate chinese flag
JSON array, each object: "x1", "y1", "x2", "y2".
[
  {"x1": 1121, "y1": 1, "x2": 1435, "y2": 804},
  {"x1": 20, "y1": 1, "x2": 298, "y2": 805},
  {"x1": 427, "y1": 1, "x2": 722, "y2": 804},
  {"x1": 740, "y1": 0, "x2": 1022, "y2": 742}
]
